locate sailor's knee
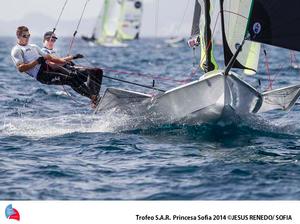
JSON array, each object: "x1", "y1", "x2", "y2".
[{"x1": 91, "y1": 68, "x2": 103, "y2": 76}]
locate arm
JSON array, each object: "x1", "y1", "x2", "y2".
[
  {"x1": 45, "y1": 54, "x2": 67, "y2": 64},
  {"x1": 17, "y1": 60, "x2": 39, "y2": 73},
  {"x1": 34, "y1": 44, "x2": 66, "y2": 64},
  {"x1": 11, "y1": 47, "x2": 40, "y2": 73},
  {"x1": 62, "y1": 54, "x2": 84, "y2": 62},
  {"x1": 63, "y1": 55, "x2": 74, "y2": 62}
]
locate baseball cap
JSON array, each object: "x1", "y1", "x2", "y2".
[{"x1": 43, "y1": 31, "x2": 58, "y2": 40}]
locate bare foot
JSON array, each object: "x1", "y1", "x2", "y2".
[{"x1": 90, "y1": 95, "x2": 98, "y2": 109}]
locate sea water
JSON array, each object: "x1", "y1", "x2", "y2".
[{"x1": 0, "y1": 37, "x2": 299, "y2": 199}]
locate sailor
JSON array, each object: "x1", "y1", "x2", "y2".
[
  {"x1": 42, "y1": 31, "x2": 103, "y2": 107},
  {"x1": 41, "y1": 31, "x2": 103, "y2": 108},
  {"x1": 41, "y1": 31, "x2": 82, "y2": 62},
  {"x1": 11, "y1": 26, "x2": 102, "y2": 108}
]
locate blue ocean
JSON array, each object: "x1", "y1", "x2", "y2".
[{"x1": 0, "y1": 37, "x2": 299, "y2": 200}]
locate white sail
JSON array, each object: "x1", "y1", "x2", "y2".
[
  {"x1": 117, "y1": 0, "x2": 143, "y2": 40},
  {"x1": 92, "y1": 5, "x2": 104, "y2": 40},
  {"x1": 221, "y1": 0, "x2": 261, "y2": 75},
  {"x1": 101, "y1": 0, "x2": 123, "y2": 41},
  {"x1": 258, "y1": 85, "x2": 300, "y2": 113}
]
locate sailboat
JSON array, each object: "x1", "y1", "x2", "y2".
[
  {"x1": 82, "y1": 0, "x2": 143, "y2": 47},
  {"x1": 95, "y1": 0, "x2": 300, "y2": 124}
]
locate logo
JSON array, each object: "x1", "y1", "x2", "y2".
[
  {"x1": 5, "y1": 204, "x2": 20, "y2": 221},
  {"x1": 253, "y1": 22, "x2": 262, "y2": 34},
  {"x1": 51, "y1": 76, "x2": 61, "y2": 82},
  {"x1": 135, "y1": 1, "x2": 142, "y2": 9}
]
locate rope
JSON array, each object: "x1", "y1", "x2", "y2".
[
  {"x1": 82, "y1": 56, "x2": 196, "y2": 86},
  {"x1": 62, "y1": 85, "x2": 86, "y2": 106},
  {"x1": 68, "y1": 0, "x2": 90, "y2": 55},
  {"x1": 263, "y1": 47, "x2": 272, "y2": 90},
  {"x1": 263, "y1": 47, "x2": 292, "y2": 92},
  {"x1": 61, "y1": 0, "x2": 90, "y2": 105},
  {"x1": 53, "y1": 0, "x2": 69, "y2": 33},
  {"x1": 172, "y1": 0, "x2": 191, "y2": 38}
]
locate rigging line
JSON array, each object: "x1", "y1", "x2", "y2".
[
  {"x1": 52, "y1": 0, "x2": 69, "y2": 33},
  {"x1": 174, "y1": 0, "x2": 191, "y2": 37},
  {"x1": 68, "y1": 0, "x2": 90, "y2": 55},
  {"x1": 81, "y1": 57, "x2": 181, "y2": 87},
  {"x1": 222, "y1": 10, "x2": 248, "y2": 21},
  {"x1": 102, "y1": 75, "x2": 166, "y2": 92},
  {"x1": 48, "y1": 0, "x2": 69, "y2": 43},
  {"x1": 263, "y1": 47, "x2": 288, "y2": 91},
  {"x1": 62, "y1": 85, "x2": 86, "y2": 106},
  {"x1": 263, "y1": 47, "x2": 272, "y2": 90}
]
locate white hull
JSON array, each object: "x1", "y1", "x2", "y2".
[
  {"x1": 99, "y1": 42, "x2": 128, "y2": 48},
  {"x1": 95, "y1": 71, "x2": 300, "y2": 124},
  {"x1": 164, "y1": 37, "x2": 185, "y2": 45},
  {"x1": 148, "y1": 71, "x2": 261, "y2": 123},
  {"x1": 96, "y1": 37, "x2": 128, "y2": 48}
]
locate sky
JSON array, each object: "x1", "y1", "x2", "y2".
[{"x1": 0, "y1": 0, "x2": 194, "y2": 37}]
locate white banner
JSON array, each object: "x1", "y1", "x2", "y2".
[{"x1": 0, "y1": 201, "x2": 299, "y2": 224}]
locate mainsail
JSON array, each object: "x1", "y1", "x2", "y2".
[
  {"x1": 117, "y1": 0, "x2": 143, "y2": 40},
  {"x1": 246, "y1": 0, "x2": 300, "y2": 52},
  {"x1": 220, "y1": 0, "x2": 261, "y2": 75}
]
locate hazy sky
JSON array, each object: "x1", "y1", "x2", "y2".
[{"x1": 0, "y1": 0, "x2": 194, "y2": 37}]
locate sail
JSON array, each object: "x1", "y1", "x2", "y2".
[
  {"x1": 246, "y1": 0, "x2": 300, "y2": 52},
  {"x1": 117, "y1": 0, "x2": 143, "y2": 40},
  {"x1": 220, "y1": 0, "x2": 261, "y2": 75},
  {"x1": 196, "y1": 0, "x2": 219, "y2": 73},
  {"x1": 92, "y1": 4, "x2": 104, "y2": 40},
  {"x1": 98, "y1": 0, "x2": 123, "y2": 43},
  {"x1": 259, "y1": 85, "x2": 300, "y2": 113},
  {"x1": 191, "y1": 0, "x2": 201, "y2": 36}
]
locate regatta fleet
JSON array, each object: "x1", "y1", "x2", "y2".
[{"x1": 82, "y1": 0, "x2": 143, "y2": 47}]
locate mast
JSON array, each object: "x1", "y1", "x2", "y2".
[
  {"x1": 202, "y1": 0, "x2": 217, "y2": 72},
  {"x1": 192, "y1": 0, "x2": 218, "y2": 73}
]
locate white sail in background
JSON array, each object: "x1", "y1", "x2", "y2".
[
  {"x1": 99, "y1": 0, "x2": 123, "y2": 43},
  {"x1": 117, "y1": 0, "x2": 143, "y2": 40},
  {"x1": 91, "y1": 5, "x2": 104, "y2": 40}
]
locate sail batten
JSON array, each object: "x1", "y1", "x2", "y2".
[{"x1": 246, "y1": 0, "x2": 300, "y2": 52}]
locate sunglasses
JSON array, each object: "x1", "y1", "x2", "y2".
[
  {"x1": 21, "y1": 34, "x2": 30, "y2": 38},
  {"x1": 46, "y1": 38, "x2": 56, "y2": 43}
]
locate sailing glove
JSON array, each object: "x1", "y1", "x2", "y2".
[
  {"x1": 36, "y1": 57, "x2": 46, "y2": 64},
  {"x1": 73, "y1": 54, "x2": 84, "y2": 59}
]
